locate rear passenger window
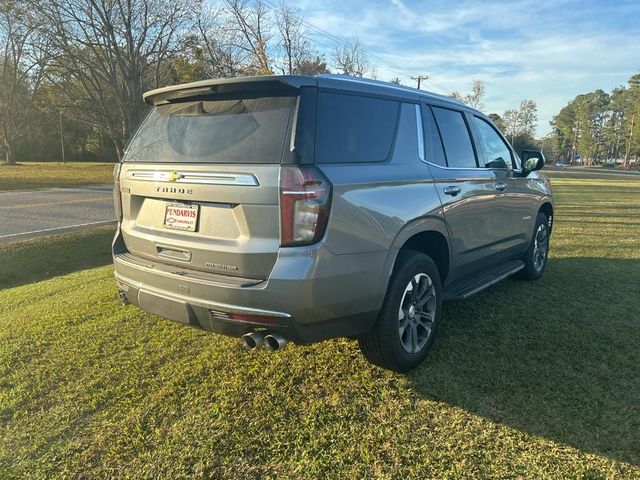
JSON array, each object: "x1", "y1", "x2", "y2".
[
  {"x1": 422, "y1": 106, "x2": 446, "y2": 167},
  {"x1": 431, "y1": 107, "x2": 477, "y2": 168},
  {"x1": 315, "y1": 92, "x2": 399, "y2": 163}
]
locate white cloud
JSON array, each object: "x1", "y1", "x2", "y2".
[{"x1": 294, "y1": 0, "x2": 640, "y2": 135}]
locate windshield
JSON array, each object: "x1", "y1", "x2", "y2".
[{"x1": 124, "y1": 95, "x2": 296, "y2": 163}]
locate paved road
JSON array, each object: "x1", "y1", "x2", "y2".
[{"x1": 0, "y1": 185, "x2": 115, "y2": 244}]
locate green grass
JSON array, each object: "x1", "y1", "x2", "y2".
[
  {"x1": 0, "y1": 226, "x2": 115, "y2": 289},
  {"x1": 1, "y1": 171, "x2": 639, "y2": 479},
  {"x1": 0, "y1": 162, "x2": 114, "y2": 191}
]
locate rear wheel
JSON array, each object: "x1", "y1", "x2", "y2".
[
  {"x1": 517, "y1": 212, "x2": 550, "y2": 281},
  {"x1": 359, "y1": 251, "x2": 442, "y2": 373}
]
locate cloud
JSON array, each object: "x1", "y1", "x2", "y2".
[{"x1": 295, "y1": 0, "x2": 640, "y2": 135}]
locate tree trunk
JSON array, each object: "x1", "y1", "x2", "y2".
[{"x1": 3, "y1": 141, "x2": 15, "y2": 165}]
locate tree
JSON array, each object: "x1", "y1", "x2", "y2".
[
  {"x1": 333, "y1": 37, "x2": 370, "y2": 77},
  {"x1": 500, "y1": 100, "x2": 539, "y2": 153},
  {"x1": 518, "y1": 100, "x2": 538, "y2": 137},
  {"x1": 274, "y1": 1, "x2": 308, "y2": 75},
  {"x1": 33, "y1": 0, "x2": 195, "y2": 160},
  {"x1": 488, "y1": 113, "x2": 505, "y2": 131},
  {"x1": 295, "y1": 56, "x2": 330, "y2": 75},
  {"x1": 503, "y1": 109, "x2": 520, "y2": 144},
  {"x1": 195, "y1": 5, "x2": 252, "y2": 79},
  {"x1": 226, "y1": 0, "x2": 273, "y2": 76},
  {"x1": 450, "y1": 79, "x2": 486, "y2": 111},
  {"x1": 0, "y1": 0, "x2": 48, "y2": 165}
]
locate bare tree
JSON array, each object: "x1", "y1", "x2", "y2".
[
  {"x1": 503, "y1": 109, "x2": 520, "y2": 144},
  {"x1": 196, "y1": 3, "x2": 249, "y2": 78},
  {"x1": 333, "y1": 37, "x2": 369, "y2": 77},
  {"x1": 226, "y1": 0, "x2": 273, "y2": 76},
  {"x1": 450, "y1": 79, "x2": 485, "y2": 110},
  {"x1": 32, "y1": 0, "x2": 194, "y2": 160},
  {"x1": 274, "y1": 1, "x2": 309, "y2": 74},
  {"x1": 0, "y1": 1, "x2": 49, "y2": 165}
]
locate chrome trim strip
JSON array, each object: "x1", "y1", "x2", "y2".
[
  {"x1": 124, "y1": 170, "x2": 259, "y2": 186},
  {"x1": 415, "y1": 104, "x2": 425, "y2": 162},
  {"x1": 114, "y1": 270, "x2": 291, "y2": 319}
]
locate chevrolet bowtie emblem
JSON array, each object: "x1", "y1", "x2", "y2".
[{"x1": 167, "y1": 172, "x2": 183, "y2": 182}]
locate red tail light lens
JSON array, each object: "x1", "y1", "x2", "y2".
[
  {"x1": 113, "y1": 163, "x2": 123, "y2": 221},
  {"x1": 280, "y1": 166, "x2": 332, "y2": 247}
]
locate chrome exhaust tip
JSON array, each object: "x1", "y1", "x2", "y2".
[
  {"x1": 241, "y1": 332, "x2": 265, "y2": 351},
  {"x1": 263, "y1": 333, "x2": 288, "y2": 352},
  {"x1": 117, "y1": 290, "x2": 130, "y2": 305}
]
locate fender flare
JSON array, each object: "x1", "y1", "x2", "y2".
[{"x1": 377, "y1": 215, "x2": 452, "y2": 295}]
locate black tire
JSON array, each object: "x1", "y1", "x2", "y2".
[
  {"x1": 358, "y1": 251, "x2": 442, "y2": 373},
  {"x1": 516, "y1": 212, "x2": 550, "y2": 281}
]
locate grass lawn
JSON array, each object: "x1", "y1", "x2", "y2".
[
  {"x1": 0, "y1": 162, "x2": 114, "y2": 191},
  {"x1": 0, "y1": 171, "x2": 639, "y2": 479}
]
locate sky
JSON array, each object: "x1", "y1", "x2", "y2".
[{"x1": 294, "y1": 0, "x2": 640, "y2": 136}]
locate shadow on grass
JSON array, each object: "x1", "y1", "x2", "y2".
[
  {"x1": 0, "y1": 226, "x2": 115, "y2": 289},
  {"x1": 409, "y1": 257, "x2": 640, "y2": 465}
]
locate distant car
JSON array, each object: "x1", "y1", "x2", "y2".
[
  {"x1": 554, "y1": 161, "x2": 566, "y2": 169},
  {"x1": 112, "y1": 74, "x2": 554, "y2": 372}
]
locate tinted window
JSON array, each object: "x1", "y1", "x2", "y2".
[
  {"x1": 124, "y1": 95, "x2": 295, "y2": 163},
  {"x1": 473, "y1": 116, "x2": 512, "y2": 169},
  {"x1": 315, "y1": 92, "x2": 399, "y2": 163},
  {"x1": 422, "y1": 106, "x2": 446, "y2": 167},
  {"x1": 431, "y1": 107, "x2": 476, "y2": 168}
]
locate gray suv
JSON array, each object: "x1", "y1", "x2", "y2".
[{"x1": 113, "y1": 74, "x2": 553, "y2": 372}]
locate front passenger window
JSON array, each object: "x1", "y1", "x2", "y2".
[{"x1": 473, "y1": 117, "x2": 513, "y2": 169}]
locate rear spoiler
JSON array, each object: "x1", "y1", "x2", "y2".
[{"x1": 143, "y1": 75, "x2": 317, "y2": 105}]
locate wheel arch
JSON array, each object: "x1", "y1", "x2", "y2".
[
  {"x1": 380, "y1": 217, "x2": 452, "y2": 294},
  {"x1": 539, "y1": 202, "x2": 554, "y2": 233}
]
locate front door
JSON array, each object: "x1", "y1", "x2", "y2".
[{"x1": 469, "y1": 114, "x2": 535, "y2": 260}]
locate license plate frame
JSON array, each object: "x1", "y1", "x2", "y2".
[{"x1": 163, "y1": 203, "x2": 200, "y2": 232}]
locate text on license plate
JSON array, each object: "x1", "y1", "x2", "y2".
[{"x1": 163, "y1": 203, "x2": 199, "y2": 231}]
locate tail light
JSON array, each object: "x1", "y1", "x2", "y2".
[
  {"x1": 113, "y1": 163, "x2": 123, "y2": 221},
  {"x1": 280, "y1": 165, "x2": 332, "y2": 247}
]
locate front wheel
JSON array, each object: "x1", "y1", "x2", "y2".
[
  {"x1": 517, "y1": 212, "x2": 550, "y2": 281},
  {"x1": 358, "y1": 251, "x2": 442, "y2": 373}
]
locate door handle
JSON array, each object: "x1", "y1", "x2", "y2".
[
  {"x1": 495, "y1": 183, "x2": 507, "y2": 192},
  {"x1": 443, "y1": 186, "x2": 461, "y2": 196}
]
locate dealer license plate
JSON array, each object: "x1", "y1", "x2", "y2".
[{"x1": 163, "y1": 203, "x2": 199, "y2": 232}]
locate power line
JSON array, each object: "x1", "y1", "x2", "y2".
[
  {"x1": 261, "y1": 0, "x2": 407, "y2": 75},
  {"x1": 261, "y1": 0, "x2": 457, "y2": 95}
]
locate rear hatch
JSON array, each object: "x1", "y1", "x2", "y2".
[{"x1": 117, "y1": 80, "x2": 305, "y2": 280}]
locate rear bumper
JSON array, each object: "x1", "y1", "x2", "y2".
[{"x1": 112, "y1": 229, "x2": 387, "y2": 344}]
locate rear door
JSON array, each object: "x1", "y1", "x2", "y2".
[
  {"x1": 421, "y1": 103, "x2": 499, "y2": 280},
  {"x1": 118, "y1": 93, "x2": 296, "y2": 280}
]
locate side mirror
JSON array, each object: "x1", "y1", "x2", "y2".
[{"x1": 521, "y1": 150, "x2": 545, "y2": 174}]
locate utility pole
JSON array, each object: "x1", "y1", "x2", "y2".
[
  {"x1": 411, "y1": 75, "x2": 429, "y2": 90},
  {"x1": 59, "y1": 110, "x2": 65, "y2": 164}
]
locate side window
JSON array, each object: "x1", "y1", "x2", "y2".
[
  {"x1": 473, "y1": 116, "x2": 513, "y2": 169},
  {"x1": 421, "y1": 105, "x2": 446, "y2": 167},
  {"x1": 431, "y1": 107, "x2": 477, "y2": 168},
  {"x1": 315, "y1": 92, "x2": 400, "y2": 163}
]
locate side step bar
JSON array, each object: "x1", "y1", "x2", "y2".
[{"x1": 443, "y1": 260, "x2": 525, "y2": 301}]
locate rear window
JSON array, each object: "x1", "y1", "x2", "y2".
[
  {"x1": 124, "y1": 95, "x2": 295, "y2": 163},
  {"x1": 315, "y1": 92, "x2": 400, "y2": 163}
]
